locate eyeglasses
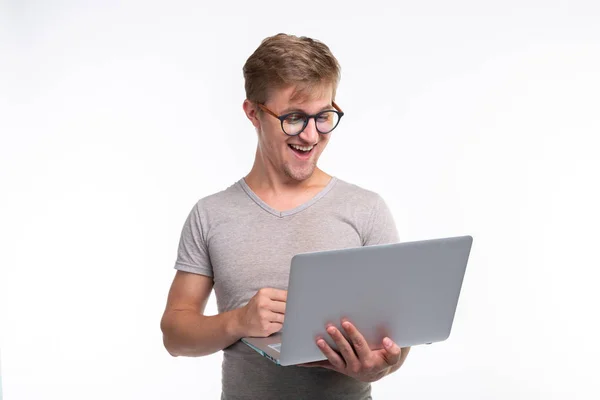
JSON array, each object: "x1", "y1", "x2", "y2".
[{"x1": 257, "y1": 101, "x2": 345, "y2": 136}]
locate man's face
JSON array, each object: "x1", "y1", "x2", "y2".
[{"x1": 252, "y1": 85, "x2": 334, "y2": 182}]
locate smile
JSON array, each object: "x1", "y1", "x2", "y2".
[
  {"x1": 289, "y1": 144, "x2": 314, "y2": 152},
  {"x1": 288, "y1": 143, "x2": 316, "y2": 159}
]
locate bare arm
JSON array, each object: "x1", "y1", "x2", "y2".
[
  {"x1": 160, "y1": 271, "x2": 240, "y2": 357},
  {"x1": 160, "y1": 271, "x2": 286, "y2": 357}
]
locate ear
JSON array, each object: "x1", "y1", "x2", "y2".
[{"x1": 243, "y1": 99, "x2": 261, "y2": 129}]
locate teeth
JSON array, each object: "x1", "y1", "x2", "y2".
[{"x1": 290, "y1": 144, "x2": 314, "y2": 152}]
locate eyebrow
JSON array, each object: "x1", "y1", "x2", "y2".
[{"x1": 279, "y1": 104, "x2": 333, "y2": 114}]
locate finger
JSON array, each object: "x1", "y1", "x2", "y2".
[
  {"x1": 316, "y1": 337, "x2": 345, "y2": 370},
  {"x1": 267, "y1": 322, "x2": 283, "y2": 335},
  {"x1": 327, "y1": 326, "x2": 360, "y2": 371},
  {"x1": 382, "y1": 337, "x2": 402, "y2": 366},
  {"x1": 341, "y1": 321, "x2": 371, "y2": 362},
  {"x1": 265, "y1": 288, "x2": 287, "y2": 302},
  {"x1": 270, "y1": 300, "x2": 286, "y2": 314},
  {"x1": 268, "y1": 311, "x2": 285, "y2": 324}
]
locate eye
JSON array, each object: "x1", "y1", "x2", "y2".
[
  {"x1": 285, "y1": 113, "x2": 306, "y2": 125},
  {"x1": 317, "y1": 113, "x2": 332, "y2": 122}
]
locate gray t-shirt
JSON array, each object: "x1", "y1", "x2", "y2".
[{"x1": 174, "y1": 177, "x2": 399, "y2": 400}]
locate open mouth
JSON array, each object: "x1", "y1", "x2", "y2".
[{"x1": 288, "y1": 143, "x2": 315, "y2": 158}]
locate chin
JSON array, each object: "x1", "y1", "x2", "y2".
[{"x1": 284, "y1": 164, "x2": 316, "y2": 182}]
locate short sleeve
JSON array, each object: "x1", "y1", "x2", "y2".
[
  {"x1": 173, "y1": 203, "x2": 214, "y2": 277},
  {"x1": 363, "y1": 195, "x2": 400, "y2": 246}
]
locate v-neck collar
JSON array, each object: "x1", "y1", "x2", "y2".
[{"x1": 238, "y1": 176, "x2": 338, "y2": 218}]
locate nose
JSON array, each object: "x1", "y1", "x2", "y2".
[{"x1": 298, "y1": 117, "x2": 319, "y2": 143}]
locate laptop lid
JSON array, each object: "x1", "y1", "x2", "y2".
[{"x1": 278, "y1": 235, "x2": 473, "y2": 366}]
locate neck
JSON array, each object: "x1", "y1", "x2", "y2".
[{"x1": 245, "y1": 148, "x2": 329, "y2": 195}]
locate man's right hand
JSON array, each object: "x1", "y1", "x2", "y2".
[{"x1": 236, "y1": 288, "x2": 287, "y2": 337}]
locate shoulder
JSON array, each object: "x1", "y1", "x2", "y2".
[
  {"x1": 189, "y1": 180, "x2": 247, "y2": 220},
  {"x1": 330, "y1": 177, "x2": 385, "y2": 208}
]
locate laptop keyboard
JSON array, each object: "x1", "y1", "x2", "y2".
[{"x1": 268, "y1": 343, "x2": 282, "y2": 353}]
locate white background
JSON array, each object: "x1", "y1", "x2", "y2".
[{"x1": 1, "y1": 1, "x2": 599, "y2": 399}]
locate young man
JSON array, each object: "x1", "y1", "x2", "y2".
[{"x1": 161, "y1": 33, "x2": 410, "y2": 399}]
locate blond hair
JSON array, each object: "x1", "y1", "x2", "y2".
[{"x1": 243, "y1": 33, "x2": 341, "y2": 104}]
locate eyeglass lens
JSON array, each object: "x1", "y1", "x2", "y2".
[{"x1": 282, "y1": 111, "x2": 340, "y2": 135}]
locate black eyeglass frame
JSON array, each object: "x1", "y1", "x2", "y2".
[{"x1": 257, "y1": 101, "x2": 345, "y2": 136}]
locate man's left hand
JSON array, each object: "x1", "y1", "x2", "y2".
[{"x1": 298, "y1": 320, "x2": 410, "y2": 383}]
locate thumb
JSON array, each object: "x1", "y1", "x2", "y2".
[{"x1": 382, "y1": 337, "x2": 402, "y2": 365}]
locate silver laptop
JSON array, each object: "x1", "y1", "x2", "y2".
[{"x1": 242, "y1": 235, "x2": 473, "y2": 366}]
